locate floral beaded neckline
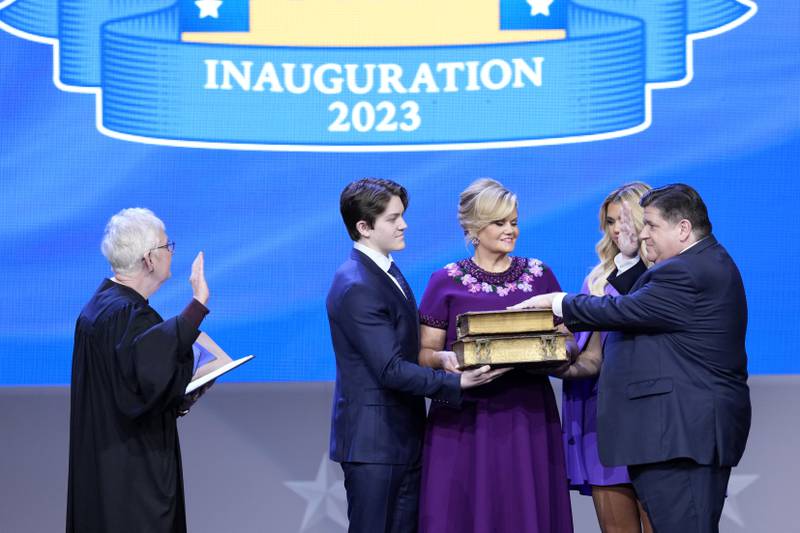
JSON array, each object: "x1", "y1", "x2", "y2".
[{"x1": 445, "y1": 257, "x2": 545, "y2": 296}]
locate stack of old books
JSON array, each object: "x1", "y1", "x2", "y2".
[{"x1": 452, "y1": 309, "x2": 569, "y2": 369}]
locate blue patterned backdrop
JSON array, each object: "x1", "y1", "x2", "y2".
[{"x1": 0, "y1": 1, "x2": 797, "y2": 384}]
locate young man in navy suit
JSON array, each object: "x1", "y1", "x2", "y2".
[
  {"x1": 327, "y1": 178, "x2": 507, "y2": 533},
  {"x1": 514, "y1": 184, "x2": 751, "y2": 533}
]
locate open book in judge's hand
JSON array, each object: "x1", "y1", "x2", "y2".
[{"x1": 186, "y1": 332, "x2": 255, "y2": 394}]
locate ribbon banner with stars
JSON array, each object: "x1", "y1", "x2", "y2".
[{"x1": 0, "y1": 0, "x2": 756, "y2": 150}]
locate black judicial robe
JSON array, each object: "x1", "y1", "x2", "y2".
[{"x1": 66, "y1": 280, "x2": 202, "y2": 533}]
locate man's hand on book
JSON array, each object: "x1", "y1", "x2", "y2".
[{"x1": 507, "y1": 292, "x2": 556, "y2": 310}]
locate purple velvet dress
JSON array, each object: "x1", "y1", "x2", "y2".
[
  {"x1": 418, "y1": 257, "x2": 573, "y2": 533},
  {"x1": 561, "y1": 279, "x2": 630, "y2": 496}
]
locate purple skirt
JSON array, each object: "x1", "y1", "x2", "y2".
[
  {"x1": 562, "y1": 377, "x2": 630, "y2": 495},
  {"x1": 419, "y1": 371, "x2": 573, "y2": 533}
]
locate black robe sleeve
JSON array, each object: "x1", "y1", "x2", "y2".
[{"x1": 111, "y1": 301, "x2": 204, "y2": 420}]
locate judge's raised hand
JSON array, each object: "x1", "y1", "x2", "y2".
[
  {"x1": 190, "y1": 252, "x2": 209, "y2": 305},
  {"x1": 617, "y1": 200, "x2": 640, "y2": 258},
  {"x1": 460, "y1": 365, "x2": 512, "y2": 389},
  {"x1": 507, "y1": 292, "x2": 557, "y2": 311}
]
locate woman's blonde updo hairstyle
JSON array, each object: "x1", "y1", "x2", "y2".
[{"x1": 458, "y1": 178, "x2": 518, "y2": 245}]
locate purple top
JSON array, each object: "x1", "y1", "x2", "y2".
[
  {"x1": 420, "y1": 256, "x2": 560, "y2": 347},
  {"x1": 417, "y1": 257, "x2": 574, "y2": 533}
]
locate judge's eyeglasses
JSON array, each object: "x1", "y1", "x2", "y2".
[{"x1": 150, "y1": 241, "x2": 176, "y2": 254}]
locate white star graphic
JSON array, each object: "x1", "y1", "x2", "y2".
[
  {"x1": 195, "y1": 0, "x2": 223, "y2": 19},
  {"x1": 284, "y1": 453, "x2": 348, "y2": 532},
  {"x1": 721, "y1": 473, "x2": 758, "y2": 527},
  {"x1": 527, "y1": 0, "x2": 554, "y2": 17}
]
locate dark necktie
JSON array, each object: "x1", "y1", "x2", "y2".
[{"x1": 388, "y1": 262, "x2": 412, "y2": 300}]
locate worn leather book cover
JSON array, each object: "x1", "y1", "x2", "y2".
[
  {"x1": 452, "y1": 333, "x2": 568, "y2": 369},
  {"x1": 456, "y1": 308, "x2": 556, "y2": 338}
]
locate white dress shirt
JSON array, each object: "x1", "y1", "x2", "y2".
[
  {"x1": 679, "y1": 236, "x2": 707, "y2": 255},
  {"x1": 353, "y1": 242, "x2": 407, "y2": 298}
]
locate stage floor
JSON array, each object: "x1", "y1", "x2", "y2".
[{"x1": 1, "y1": 376, "x2": 794, "y2": 532}]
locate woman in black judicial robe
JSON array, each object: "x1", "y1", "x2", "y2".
[{"x1": 66, "y1": 208, "x2": 209, "y2": 533}]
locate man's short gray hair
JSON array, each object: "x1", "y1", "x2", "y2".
[{"x1": 101, "y1": 208, "x2": 165, "y2": 275}]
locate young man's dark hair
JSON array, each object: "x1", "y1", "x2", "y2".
[
  {"x1": 640, "y1": 183, "x2": 712, "y2": 238},
  {"x1": 339, "y1": 178, "x2": 409, "y2": 241}
]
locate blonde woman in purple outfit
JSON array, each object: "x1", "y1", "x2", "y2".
[
  {"x1": 416, "y1": 179, "x2": 573, "y2": 533},
  {"x1": 560, "y1": 182, "x2": 654, "y2": 533}
]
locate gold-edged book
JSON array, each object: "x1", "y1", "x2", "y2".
[
  {"x1": 453, "y1": 334, "x2": 568, "y2": 369},
  {"x1": 456, "y1": 308, "x2": 556, "y2": 338}
]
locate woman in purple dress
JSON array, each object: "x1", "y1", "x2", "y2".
[
  {"x1": 559, "y1": 182, "x2": 654, "y2": 533},
  {"x1": 416, "y1": 179, "x2": 573, "y2": 533}
]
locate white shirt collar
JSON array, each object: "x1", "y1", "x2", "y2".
[
  {"x1": 679, "y1": 236, "x2": 708, "y2": 255},
  {"x1": 354, "y1": 242, "x2": 393, "y2": 272},
  {"x1": 613, "y1": 253, "x2": 640, "y2": 276}
]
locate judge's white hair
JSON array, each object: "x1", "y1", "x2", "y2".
[{"x1": 101, "y1": 208, "x2": 165, "y2": 275}]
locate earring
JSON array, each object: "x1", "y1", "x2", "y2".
[{"x1": 471, "y1": 237, "x2": 479, "y2": 246}]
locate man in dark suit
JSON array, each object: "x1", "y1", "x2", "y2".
[
  {"x1": 514, "y1": 184, "x2": 751, "y2": 533},
  {"x1": 327, "y1": 178, "x2": 507, "y2": 533}
]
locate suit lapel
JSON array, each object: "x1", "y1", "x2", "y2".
[
  {"x1": 679, "y1": 235, "x2": 717, "y2": 258},
  {"x1": 351, "y1": 249, "x2": 415, "y2": 312},
  {"x1": 399, "y1": 269, "x2": 418, "y2": 312}
]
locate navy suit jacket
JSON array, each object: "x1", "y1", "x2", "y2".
[
  {"x1": 327, "y1": 249, "x2": 461, "y2": 465},
  {"x1": 563, "y1": 236, "x2": 751, "y2": 467}
]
